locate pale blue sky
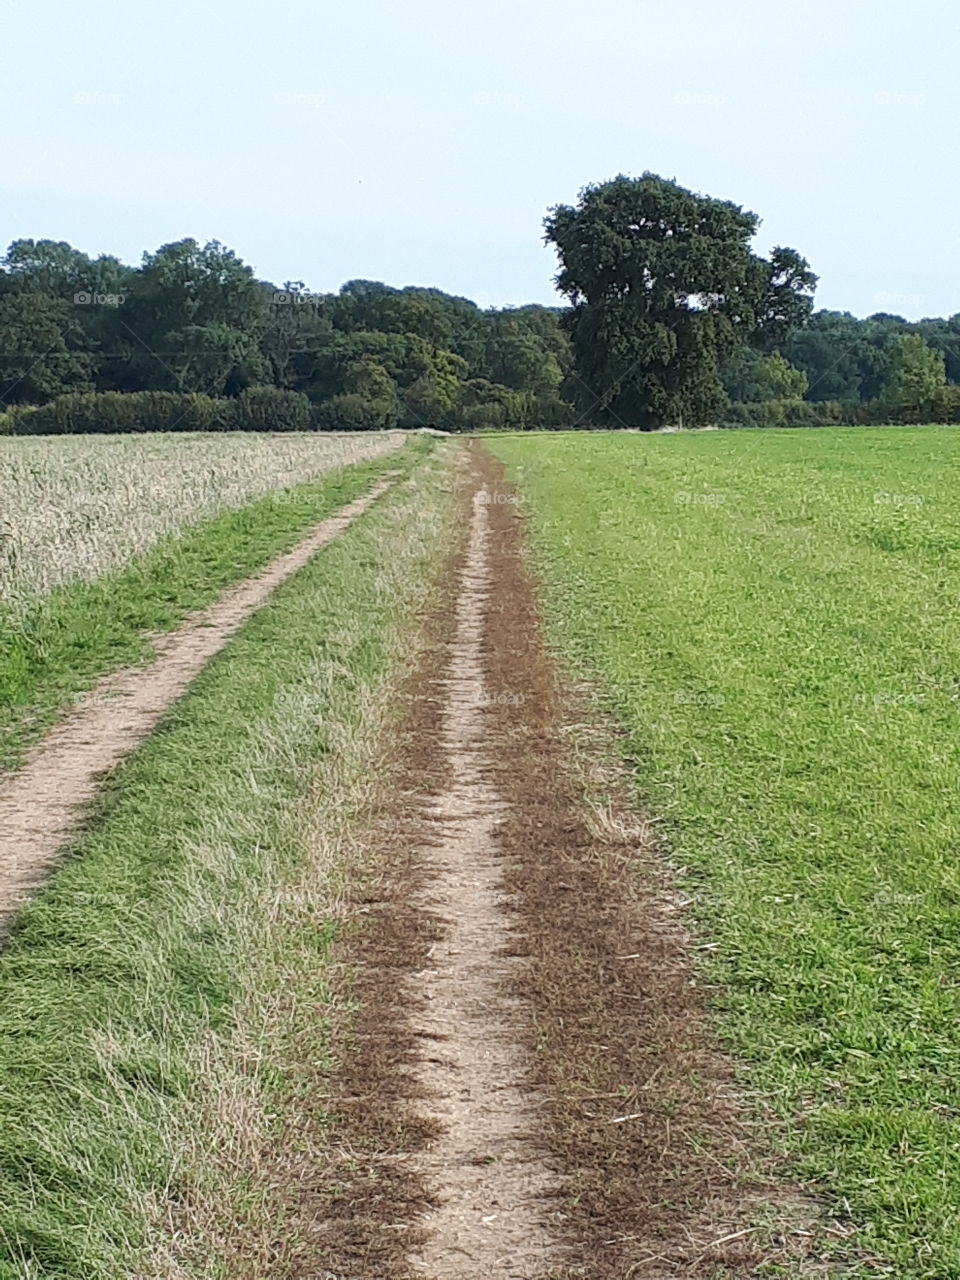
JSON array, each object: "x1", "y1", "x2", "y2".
[{"x1": 3, "y1": 0, "x2": 957, "y2": 319}]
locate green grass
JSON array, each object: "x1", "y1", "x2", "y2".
[
  {"x1": 0, "y1": 442, "x2": 420, "y2": 774},
  {"x1": 0, "y1": 441, "x2": 454, "y2": 1279},
  {"x1": 489, "y1": 427, "x2": 960, "y2": 1278}
]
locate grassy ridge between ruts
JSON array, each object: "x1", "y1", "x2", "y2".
[
  {"x1": 0, "y1": 438, "x2": 421, "y2": 776},
  {"x1": 489, "y1": 428, "x2": 960, "y2": 1278},
  {"x1": 0, "y1": 441, "x2": 456, "y2": 1279}
]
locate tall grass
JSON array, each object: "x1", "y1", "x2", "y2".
[
  {"x1": 0, "y1": 440, "x2": 416, "y2": 773},
  {"x1": 0, "y1": 431, "x2": 401, "y2": 621}
]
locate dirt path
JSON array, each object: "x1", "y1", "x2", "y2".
[
  {"x1": 0, "y1": 473, "x2": 397, "y2": 929},
  {"x1": 407, "y1": 485, "x2": 555, "y2": 1278},
  {"x1": 303, "y1": 446, "x2": 819, "y2": 1280}
]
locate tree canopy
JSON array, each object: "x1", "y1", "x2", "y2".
[
  {"x1": 1, "y1": 194, "x2": 957, "y2": 431},
  {"x1": 0, "y1": 240, "x2": 574, "y2": 429},
  {"x1": 545, "y1": 173, "x2": 817, "y2": 429}
]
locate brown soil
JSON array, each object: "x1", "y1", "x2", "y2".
[
  {"x1": 0, "y1": 474, "x2": 397, "y2": 930},
  {"x1": 406, "y1": 481, "x2": 556, "y2": 1278},
  {"x1": 301, "y1": 445, "x2": 820, "y2": 1280}
]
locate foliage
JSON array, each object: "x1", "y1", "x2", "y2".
[
  {"x1": 7, "y1": 390, "x2": 232, "y2": 434},
  {"x1": 720, "y1": 398, "x2": 847, "y2": 428},
  {"x1": 231, "y1": 386, "x2": 313, "y2": 432},
  {"x1": 544, "y1": 173, "x2": 816, "y2": 429},
  {"x1": 0, "y1": 239, "x2": 575, "y2": 430},
  {"x1": 723, "y1": 348, "x2": 808, "y2": 402},
  {"x1": 877, "y1": 333, "x2": 946, "y2": 421},
  {"x1": 0, "y1": 289, "x2": 95, "y2": 403},
  {"x1": 4, "y1": 216, "x2": 959, "y2": 430}
]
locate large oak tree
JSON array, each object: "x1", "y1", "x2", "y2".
[{"x1": 545, "y1": 173, "x2": 816, "y2": 429}]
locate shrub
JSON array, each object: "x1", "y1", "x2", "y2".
[
  {"x1": 930, "y1": 384, "x2": 960, "y2": 423},
  {"x1": 720, "y1": 399, "x2": 855, "y2": 429},
  {"x1": 8, "y1": 391, "x2": 233, "y2": 435},
  {"x1": 313, "y1": 393, "x2": 400, "y2": 431},
  {"x1": 230, "y1": 387, "x2": 313, "y2": 433},
  {"x1": 457, "y1": 402, "x2": 508, "y2": 432}
]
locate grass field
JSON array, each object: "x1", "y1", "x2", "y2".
[
  {"x1": 490, "y1": 427, "x2": 960, "y2": 1277},
  {"x1": 0, "y1": 433, "x2": 412, "y2": 773},
  {"x1": 0, "y1": 443, "x2": 455, "y2": 1278}
]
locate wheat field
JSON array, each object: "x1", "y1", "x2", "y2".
[{"x1": 0, "y1": 432, "x2": 402, "y2": 621}]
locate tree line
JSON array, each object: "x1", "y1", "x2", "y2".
[
  {"x1": 2, "y1": 174, "x2": 959, "y2": 431},
  {"x1": 0, "y1": 240, "x2": 572, "y2": 432}
]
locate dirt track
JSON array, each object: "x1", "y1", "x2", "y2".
[
  {"x1": 0, "y1": 473, "x2": 397, "y2": 929},
  {"x1": 308, "y1": 446, "x2": 818, "y2": 1279}
]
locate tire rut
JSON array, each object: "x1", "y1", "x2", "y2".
[{"x1": 0, "y1": 472, "x2": 398, "y2": 930}]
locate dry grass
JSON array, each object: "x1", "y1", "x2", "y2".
[
  {"x1": 476, "y1": 445, "x2": 827, "y2": 1278},
  {"x1": 138, "y1": 447, "x2": 459, "y2": 1279}
]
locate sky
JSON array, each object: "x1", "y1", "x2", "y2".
[{"x1": 3, "y1": 0, "x2": 957, "y2": 320}]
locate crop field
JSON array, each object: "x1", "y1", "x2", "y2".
[
  {"x1": 3, "y1": 425, "x2": 960, "y2": 1279},
  {"x1": 0, "y1": 432, "x2": 401, "y2": 620},
  {"x1": 0, "y1": 431, "x2": 407, "y2": 772}
]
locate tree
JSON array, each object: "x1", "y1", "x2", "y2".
[
  {"x1": 877, "y1": 334, "x2": 946, "y2": 421},
  {"x1": 122, "y1": 239, "x2": 267, "y2": 392},
  {"x1": 402, "y1": 352, "x2": 466, "y2": 427},
  {"x1": 257, "y1": 281, "x2": 334, "y2": 390},
  {"x1": 723, "y1": 348, "x2": 808, "y2": 402},
  {"x1": 483, "y1": 316, "x2": 564, "y2": 398},
  {"x1": 545, "y1": 173, "x2": 815, "y2": 429},
  {"x1": 0, "y1": 291, "x2": 95, "y2": 404},
  {"x1": 753, "y1": 247, "x2": 818, "y2": 351},
  {"x1": 3, "y1": 239, "x2": 132, "y2": 300}
]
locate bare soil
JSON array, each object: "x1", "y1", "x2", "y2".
[
  {"x1": 0, "y1": 474, "x2": 397, "y2": 929},
  {"x1": 406, "y1": 482, "x2": 556, "y2": 1278}
]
